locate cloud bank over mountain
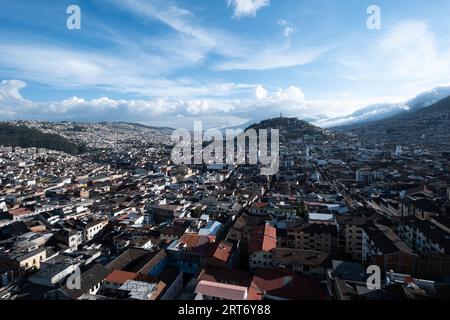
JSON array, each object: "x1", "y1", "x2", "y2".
[
  {"x1": 0, "y1": 79, "x2": 315, "y2": 129},
  {"x1": 317, "y1": 87, "x2": 450, "y2": 128},
  {"x1": 2, "y1": 79, "x2": 450, "y2": 130}
]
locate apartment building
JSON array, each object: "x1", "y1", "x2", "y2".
[
  {"x1": 248, "y1": 224, "x2": 277, "y2": 270},
  {"x1": 362, "y1": 222, "x2": 418, "y2": 274},
  {"x1": 286, "y1": 223, "x2": 338, "y2": 253},
  {"x1": 398, "y1": 216, "x2": 450, "y2": 255},
  {"x1": 336, "y1": 215, "x2": 366, "y2": 261},
  {"x1": 84, "y1": 220, "x2": 108, "y2": 242}
]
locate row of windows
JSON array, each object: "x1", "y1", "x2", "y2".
[
  {"x1": 87, "y1": 223, "x2": 105, "y2": 235},
  {"x1": 24, "y1": 255, "x2": 44, "y2": 268},
  {"x1": 251, "y1": 253, "x2": 272, "y2": 259},
  {"x1": 251, "y1": 260, "x2": 272, "y2": 266}
]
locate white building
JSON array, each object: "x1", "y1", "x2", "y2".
[{"x1": 84, "y1": 221, "x2": 108, "y2": 242}]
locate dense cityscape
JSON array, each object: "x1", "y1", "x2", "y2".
[
  {"x1": 1, "y1": 110, "x2": 450, "y2": 300},
  {"x1": 2, "y1": 0, "x2": 450, "y2": 309}
]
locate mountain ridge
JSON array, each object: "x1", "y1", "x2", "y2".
[
  {"x1": 0, "y1": 122, "x2": 84, "y2": 155},
  {"x1": 337, "y1": 95, "x2": 450, "y2": 148},
  {"x1": 326, "y1": 86, "x2": 450, "y2": 129}
]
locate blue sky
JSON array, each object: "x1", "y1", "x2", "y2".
[{"x1": 1, "y1": 0, "x2": 450, "y2": 128}]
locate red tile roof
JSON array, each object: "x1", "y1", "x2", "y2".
[
  {"x1": 247, "y1": 286, "x2": 264, "y2": 300},
  {"x1": 198, "y1": 266, "x2": 252, "y2": 287},
  {"x1": 251, "y1": 268, "x2": 327, "y2": 300},
  {"x1": 9, "y1": 207, "x2": 32, "y2": 217},
  {"x1": 105, "y1": 270, "x2": 138, "y2": 285},
  {"x1": 179, "y1": 234, "x2": 211, "y2": 256},
  {"x1": 209, "y1": 242, "x2": 232, "y2": 263},
  {"x1": 195, "y1": 280, "x2": 249, "y2": 300},
  {"x1": 180, "y1": 234, "x2": 210, "y2": 248},
  {"x1": 248, "y1": 224, "x2": 277, "y2": 253},
  {"x1": 254, "y1": 202, "x2": 268, "y2": 209}
]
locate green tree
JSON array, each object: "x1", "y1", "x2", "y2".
[
  {"x1": 296, "y1": 200, "x2": 308, "y2": 218},
  {"x1": 191, "y1": 206, "x2": 203, "y2": 218}
]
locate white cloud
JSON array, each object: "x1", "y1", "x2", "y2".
[
  {"x1": 315, "y1": 86, "x2": 450, "y2": 128},
  {"x1": 114, "y1": 0, "x2": 214, "y2": 46},
  {"x1": 282, "y1": 26, "x2": 294, "y2": 38},
  {"x1": 6, "y1": 79, "x2": 446, "y2": 130},
  {"x1": 0, "y1": 0, "x2": 324, "y2": 100},
  {"x1": 185, "y1": 99, "x2": 235, "y2": 115},
  {"x1": 214, "y1": 46, "x2": 326, "y2": 71},
  {"x1": 0, "y1": 79, "x2": 245, "y2": 125},
  {"x1": 106, "y1": 0, "x2": 247, "y2": 60},
  {"x1": 277, "y1": 19, "x2": 294, "y2": 38},
  {"x1": 338, "y1": 21, "x2": 450, "y2": 95},
  {"x1": 100, "y1": 0, "x2": 322, "y2": 74},
  {"x1": 0, "y1": 80, "x2": 323, "y2": 127},
  {"x1": 0, "y1": 44, "x2": 261, "y2": 99},
  {"x1": 255, "y1": 85, "x2": 268, "y2": 100},
  {"x1": 0, "y1": 80, "x2": 28, "y2": 102},
  {"x1": 377, "y1": 21, "x2": 450, "y2": 84},
  {"x1": 273, "y1": 86, "x2": 305, "y2": 102},
  {"x1": 227, "y1": 0, "x2": 270, "y2": 18},
  {"x1": 0, "y1": 80, "x2": 34, "y2": 117}
]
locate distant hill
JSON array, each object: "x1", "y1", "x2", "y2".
[
  {"x1": 117, "y1": 122, "x2": 174, "y2": 131},
  {"x1": 0, "y1": 123, "x2": 83, "y2": 155},
  {"x1": 246, "y1": 117, "x2": 328, "y2": 143}
]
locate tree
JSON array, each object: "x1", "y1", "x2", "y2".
[
  {"x1": 296, "y1": 200, "x2": 308, "y2": 218},
  {"x1": 191, "y1": 206, "x2": 203, "y2": 218},
  {"x1": 0, "y1": 123, "x2": 81, "y2": 155}
]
